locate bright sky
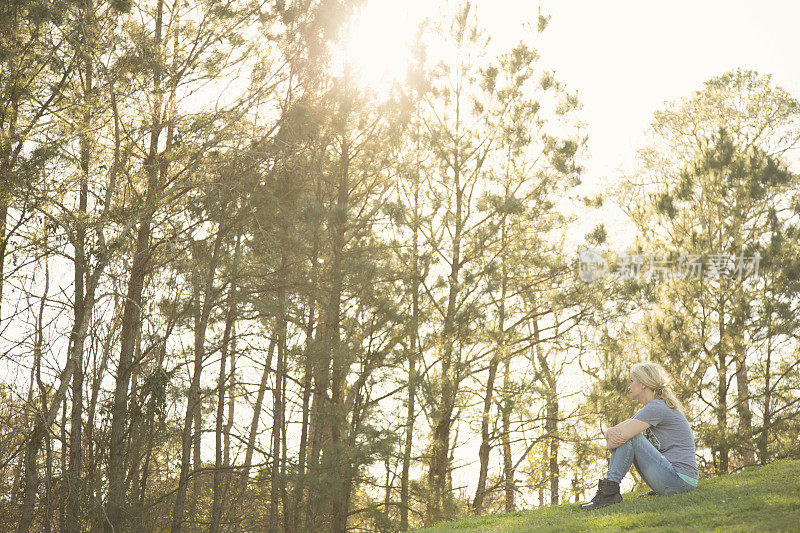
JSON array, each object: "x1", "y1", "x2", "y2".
[
  {"x1": 344, "y1": 0, "x2": 800, "y2": 247},
  {"x1": 527, "y1": 0, "x2": 800, "y2": 247},
  {"x1": 519, "y1": 0, "x2": 800, "y2": 180}
]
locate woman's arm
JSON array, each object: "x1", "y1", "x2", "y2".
[{"x1": 605, "y1": 418, "x2": 651, "y2": 449}]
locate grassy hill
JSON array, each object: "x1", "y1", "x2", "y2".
[{"x1": 417, "y1": 459, "x2": 800, "y2": 532}]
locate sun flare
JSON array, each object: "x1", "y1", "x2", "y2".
[{"x1": 336, "y1": 0, "x2": 425, "y2": 93}]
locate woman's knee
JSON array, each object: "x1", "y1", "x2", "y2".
[{"x1": 612, "y1": 437, "x2": 634, "y2": 454}]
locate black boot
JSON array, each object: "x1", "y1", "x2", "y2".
[{"x1": 579, "y1": 479, "x2": 622, "y2": 510}]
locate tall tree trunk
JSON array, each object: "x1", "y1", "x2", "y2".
[
  {"x1": 231, "y1": 326, "x2": 277, "y2": 530},
  {"x1": 124, "y1": 358, "x2": 143, "y2": 516},
  {"x1": 14, "y1": 309, "x2": 41, "y2": 508},
  {"x1": 269, "y1": 302, "x2": 287, "y2": 532},
  {"x1": 189, "y1": 391, "x2": 202, "y2": 521},
  {"x1": 280, "y1": 378, "x2": 289, "y2": 528},
  {"x1": 17, "y1": 257, "x2": 50, "y2": 533},
  {"x1": 107, "y1": 1, "x2": 166, "y2": 528},
  {"x1": 307, "y1": 106, "x2": 353, "y2": 531},
  {"x1": 18, "y1": 419, "x2": 45, "y2": 533},
  {"x1": 241, "y1": 334, "x2": 277, "y2": 481},
  {"x1": 269, "y1": 212, "x2": 290, "y2": 532},
  {"x1": 0, "y1": 200, "x2": 6, "y2": 316},
  {"x1": 137, "y1": 339, "x2": 168, "y2": 522},
  {"x1": 85, "y1": 318, "x2": 114, "y2": 523},
  {"x1": 532, "y1": 307, "x2": 559, "y2": 506},
  {"x1": 400, "y1": 329, "x2": 417, "y2": 530},
  {"x1": 545, "y1": 395, "x2": 559, "y2": 505},
  {"x1": 67, "y1": 16, "x2": 93, "y2": 527},
  {"x1": 473, "y1": 208, "x2": 508, "y2": 514},
  {"x1": 715, "y1": 302, "x2": 729, "y2": 474},
  {"x1": 66, "y1": 182, "x2": 88, "y2": 533},
  {"x1": 572, "y1": 473, "x2": 581, "y2": 503},
  {"x1": 384, "y1": 458, "x2": 392, "y2": 515},
  {"x1": 427, "y1": 110, "x2": 463, "y2": 525},
  {"x1": 171, "y1": 230, "x2": 224, "y2": 532},
  {"x1": 0, "y1": 29, "x2": 13, "y2": 318},
  {"x1": 211, "y1": 237, "x2": 240, "y2": 533},
  {"x1": 325, "y1": 124, "x2": 352, "y2": 533},
  {"x1": 290, "y1": 299, "x2": 315, "y2": 533},
  {"x1": 221, "y1": 327, "x2": 236, "y2": 525},
  {"x1": 43, "y1": 414, "x2": 54, "y2": 533},
  {"x1": 501, "y1": 352, "x2": 514, "y2": 512},
  {"x1": 400, "y1": 171, "x2": 420, "y2": 530},
  {"x1": 306, "y1": 320, "x2": 329, "y2": 528},
  {"x1": 733, "y1": 333, "x2": 754, "y2": 465},
  {"x1": 86, "y1": 81, "x2": 124, "y2": 518},
  {"x1": 759, "y1": 302, "x2": 773, "y2": 465},
  {"x1": 223, "y1": 339, "x2": 236, "y2": 468},
  {"x1": 294, "y1": 188, "x2": 320, "y2": 532},
  {"x1": 473, "y1": 352, "x2": 499, "y2": 514},
  {"x1": 106, "y1": 162, "x2": 157, "y2": 530}
]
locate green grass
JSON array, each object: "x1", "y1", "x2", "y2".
[{"x1": 416, "y1": 460, "x2": 800, "y2": 532}]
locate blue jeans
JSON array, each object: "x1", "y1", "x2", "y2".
[{"x1": 606, "y1": 434, "x2": 695, "y2": 495}]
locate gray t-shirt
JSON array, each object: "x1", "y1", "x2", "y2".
[{"x1": 632, "y1": 399, "x2": 698, "y2": 479}]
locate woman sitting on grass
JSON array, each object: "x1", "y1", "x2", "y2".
[{"x1": 580, "y1": 361, "x2": 698, "y2": 510}]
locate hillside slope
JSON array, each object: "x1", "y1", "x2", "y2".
[{"x1": 417, "y1": 459, "x2": 800, "y2": 532}]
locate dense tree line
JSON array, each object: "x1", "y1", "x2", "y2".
[{"x1": 1, "y1": 0, "x2": 799, "y2": 531}]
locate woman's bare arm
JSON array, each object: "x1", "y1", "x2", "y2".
[{"x1": 605, "y1": 418, "x2": 651, "y2": 449}]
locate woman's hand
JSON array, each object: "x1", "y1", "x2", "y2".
[
  {"x1": 605, "y1": 427, "x2": 625, "y2": 449},
  {"x1": 605, "y1": 418, "x2": 651, "y2": 449}
]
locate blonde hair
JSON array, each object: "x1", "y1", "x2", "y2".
[{"x1": 631, "y1": 361, "x2": 686, "y2": 415}]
